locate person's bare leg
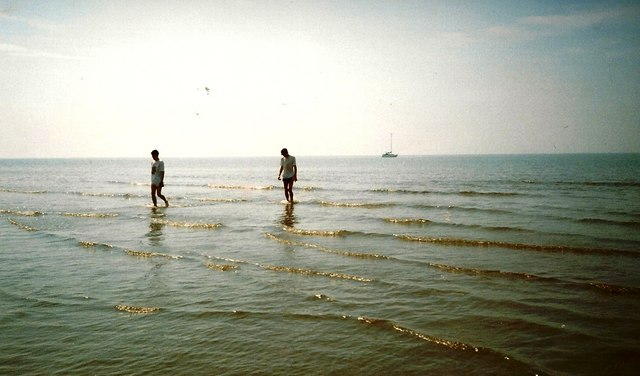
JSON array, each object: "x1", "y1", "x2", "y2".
[
  {"x1": 285, "y1": 181, "x2": 294, "y2": 202},
  {"x1": 157, "y1": 186, "x2": 169, "y2": 207},
  {"x1": 151, "y1": 185, "x2": 158, "y2": 207}
]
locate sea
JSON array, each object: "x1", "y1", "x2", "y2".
[{"x1": 1, "y1": 154, "x2": 639, "y2": 376}]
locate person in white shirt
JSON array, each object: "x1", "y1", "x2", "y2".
[
  {"x1": 150, "y1": 149, "x2": 169, "y2": 207},
  {"x1": 277, "y1": 148, "x2": 297, "y2": 203}
]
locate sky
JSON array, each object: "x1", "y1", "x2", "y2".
[{"x1": 1, "y1": 0, "x2": 639, "y2": 158}]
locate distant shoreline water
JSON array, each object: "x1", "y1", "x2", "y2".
[
  {"x1": 1, "y1": 154, "x2": 639, "y2": 375},
  {"x1": 2, "y1": 151, "x2": 638, "y2": 159}
]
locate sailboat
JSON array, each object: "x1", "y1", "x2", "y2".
[{"x1": 382, "y1": 133, "x2": 398, "y2": 158}]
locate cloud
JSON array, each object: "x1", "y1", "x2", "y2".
[
  {"x1": 0, "y1": 41, "x2": 26, "y2": 54},
  {"x1": 458, "y1": 5, "x2": 640, "y2": 46},
  {"x1": 1, "y1": 6, "x2": 60, "y2": 31},
  {"x1": 0, "y1": 40, "x2": 82, "y2": 59},
  {"x1": 483, "y1": 25, "x2": 540, "y2": 43},
  {"x1": 520, "y1": 6, "x2": 639, "y2": 30},
  {"x1": 0, "y1": 12, "x2": 82, "y2": 60}
]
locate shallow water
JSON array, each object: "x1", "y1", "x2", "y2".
[{"x1": 1, "y1": 154, "x2": 639, "y2": 375}]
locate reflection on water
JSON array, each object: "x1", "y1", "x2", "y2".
[
  {"x1": 279, "y1": 203, "x2": 296, "y2": 228},
  {"x1": 147, "y1": 207, "x2": 165, "y2": 246}
]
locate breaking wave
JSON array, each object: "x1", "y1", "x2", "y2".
[
  {"x1": 206, "y1": 263, "x2": 239, "y2": 271},
  {"x1": 395, "y1": 234, "x2": 639, "y2": 257},
  {"x1": 459, "y1": 190, "x2": 519, "y2": 197},
  {"x1": 428, "y1": 262, "x2": 552, "y2": 281},
  {"x1": 195, "y1": 198, "x2": 247, "y2": 203},
  {"x1": 151, "y1": 218, "x2": 222, "y2": 229},
  {"x1": 283, "y1": 227, "x2": 352, "y2": 237},
  {"x1": 385, "y1": 217, "x2": 533, "y2": 233},
  {"x1": 0, "y1": 209, "x2": 43, "y2": 216},
  {"x1": 357, "y1": 316, "x2": 476, "y2": 351},
  {"x1": 319, "y1": 201, "x2": 391, "y2": 209},
  {"x1": 384, "y1": 218, "x2": 432, "y2": 225},
  {"x1": 0, "y1": 188, "x2": 47, "y2": 194},
  {"x1": 577, "y1": 217, "x2": 640, "y2": 229},
  {"x1": 63, "y1": 212, "x2": 118, "y2": 218},
  {"x1": 355, "y1": 316, "x2": 542, "y2": 373},
  {"x1": 78, "y1": 241, "x2": 114, "y2": 249},
  {"x1": 108, "y1": 180, "x2": 149, "y2": 186},
  {"x1": 587, "y1": 282, "x2": 640, "y2": 295},
  {"x1": 124, "y1": 249, "x2": 182, "y2": 259},
  {"x1": 259, "y1": 264, "x2": 371, "y2": 282},
  {"x1": 115, "y1": 304, "x2": 160, "y2": 314},
  {"x1": 371, "y1": 188, "x2": 522, "y2": 197},
  {"x1": 208, "y1": 184, "x2": 275, "y2": 190},
  {"x1": 69, "y1": 191, "x2": 146, "y2": 199},
  {"x1": 265, "y1": 232, "x2": 390, "y2": 259},
  {"x1": 7, "y1": 218, "x2": 38, "y2": 231}
]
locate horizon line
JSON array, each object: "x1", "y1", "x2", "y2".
[{"x1": 1, "y1": 152, "x2": 639, "y2": 160}]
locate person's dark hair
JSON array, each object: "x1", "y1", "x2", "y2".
[
  {"x1": 281, "y1": 148, "x2": 288, "y2": 154},
  {"x1": 151, "y1": 149, "x2": 159, "y2": 156}
]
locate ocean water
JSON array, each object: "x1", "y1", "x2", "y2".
[{"x1": 1, "y1": 154, "x2": 639, "y2": 375}]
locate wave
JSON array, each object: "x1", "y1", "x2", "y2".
[
  {"x1": 107, "y1": 180, "x2": 149, "y2": 186},
  {"x1": 7, "y1": 218, "x2": 38, "y2": 231},
  {"x1": 427, "y1": 262, "x2": 640, "y2": 295},
  {"x1": 438, "y1": 264, "x2": 636, "y2": 296},
  {"x1": 0, "y1": 209, "x2": 43, "y2": 216},
  {"x1": 385, "y1": 217, "x2": 534, "y2": 233},
  {"x1": 409, "y1": 204, "x2": 514, "y2": 215},
  {"x1": 395, "y1": 234, "x2": 639, "y2": 257},
  {"x1": 151, "y1": 218, "x2": 222, "y2": 229},
  {"x1": 208, "y1": 184, "x2": 275, "y2": 190},
  {"x1": 206, "y1": 256, "x2": 251, "y2": 265},
  {"x1": 206, "y1": 262, "x2": 239, "y2": 271},
  {"x1": 428, "y1": 262, "x2": 555, "y2": 282},
  {"x1": 459, "y1": 190, "x2": 519, "y2": 197},
  {"x1": 69, "y1": 191, "x2": 146, "y2": 199},
  {"x1": 208, "y1": 184, "x2": 319, "y2": 191},
  {"x1": 319, "y1": 201, "x2": 392, "y2": 209},
  {"x1": 62, "y1": 212, "x2": 118, "y2": 218},
  {"x1": 265, "y1": 232, "x2": 390, "y2": 259},
  {"x1": 115, "y1": 304, "x2": 160, "y2": 314},
  {"x1": 587, "y1": 282, "x2": 640, "y2": 295},
  {"x1": 515, "y1": 179, "x2": 640, "y2": 188},
  {"x1": 371, "y1": 188, "x2": 433, "y2": 195},
  {"x1": 195, "y1": 198, "x2": 247, "y2": 203},
  {"x1": 0, "y1": 188, "x2": 47, "y2": 194},
  {"x1": 299, "y1": 186, "x2": 321, "y2": 191},
  {"x1": 356, "y1": 316, "x2": 542, "y2": 373},
  {"x1": 384, "y1": 218, "x2": 432, "y2": 225},
  {"x1": 558, "y1": 180, "x2": 640, "y2": 188},
  {"x1": 310, "y1": 294, "x2": 335, "y2": 301},
  {"x1": 259, "y1": 263, "x2": 371, "y2": 282},
  {"x1": 124, "y1": 249, "x2": 182, "y2": 259},
  {"x1": 577, "y1": 217, "x2": 640, "y2": 229},
  {"x1": 371, "y1": 188, "x2": 522, "y2": 197},
  {"x1": 283, "y1": 227, "x2": 352, "y2": 237},
  {"x1": 78, "y1": 241, "x2": 114, "y2": 249},
  {"x1": 357, "y1": 316, "x2": 475, "y2": 351}
]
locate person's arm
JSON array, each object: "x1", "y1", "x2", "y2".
[
  {"x1": 159, "y1": 171, "x2": 165, "y2": 186},
  {"x1": 293, "y1": 164, "x2": 297, "y2": 181},
  {"x1": 278, "y1": 166, "x2": 283, "y2": 180}
]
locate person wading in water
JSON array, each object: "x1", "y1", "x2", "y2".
[
  {"x1": 277, "y1": 148, "x2": 297, "y2": 203},
  {"x1": 150, "y1": 149, "x2": 169, "y2": 207}
]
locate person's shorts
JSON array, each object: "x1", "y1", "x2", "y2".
[{"x1": 283, "y1": 177, "x2": 294, "y2": 184}]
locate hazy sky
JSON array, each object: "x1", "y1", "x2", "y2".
[{"x1": 1, "y1": 0, "x2": 639, "y2": 158}]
